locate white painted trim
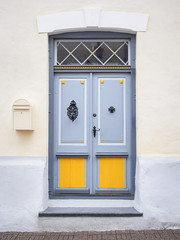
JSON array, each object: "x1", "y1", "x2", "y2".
[{"x1": 37, "y1": 8, "x2": 149, "y2": 34}]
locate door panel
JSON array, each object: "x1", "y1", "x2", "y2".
[
  {"x1": 59, "y1": 157, "x2": 85, "y2": 188},
  {"x1": 57, "y1": 156, "x2": 89, "y2": 194},
  {"x1": 98, "y1": 78, "x2": 125, "y2": 144},
  {"x1": 54, "y1": 72, "x2": 133, "y2": 196},
  {"x1": 99, "y1": 157, "x2": 125, "y2": 189},
  {"x1": 54, "y1": 73, "x2": 90, "y2": 194},
  {"x1": 93, "y1": 73, "x2": 131, "y2": 194},
  {"x1": 60, "y1": 79, "x2": 87, "y2": 145}
]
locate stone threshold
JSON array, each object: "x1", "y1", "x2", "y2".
[{"x1": 39, "y1": 207, "x2": 143, "y2": 217}]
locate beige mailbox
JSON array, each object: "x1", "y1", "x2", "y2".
[{"x1": 13, "y1": 99, "x2": 33, "y2": 130}]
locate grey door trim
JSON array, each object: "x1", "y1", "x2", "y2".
[
  {"x1": 56, "y1": 152, "x2": 89, "y2": 157},
  {"x1": 49, "y1": 31, "x2": 136, "y2": 199},
  {"x1": 96, "y1": 152, "x2": 128, "y2": 157}
]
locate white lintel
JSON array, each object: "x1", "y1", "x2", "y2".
[{"x1": 37, "y1": 8, "x2": 149, "y2": 34}]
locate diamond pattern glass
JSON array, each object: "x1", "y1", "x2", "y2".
[
  {"x1": 57, "y1": 43, "x2": 69, "y2": 65},
  {"x1": 56, "y1": 41, "x2": 129, "y2": 66},
  {"x1": 116, "y1": 43, "x2": 129, "y2": 64},
  {"x1": 73, "y1": 43, "x2": 90, "y2": 63},
  {"x1": 61, "y1": 42, "x2": 80, "y2": 52},
  {"x1": 94, "y1": 43, "x2": 113, "y2": 64},
  {"x1": 63, "y1": 55, "x2": 79, "y2": 65},
  {"x1": 105, "y1": 42, "x2": 124, "y2": 51}
]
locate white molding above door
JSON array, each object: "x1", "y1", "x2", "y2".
[{"x1": 37, "y1": 8, "x2": 149, "y2": 34}]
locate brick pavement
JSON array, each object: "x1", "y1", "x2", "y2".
[{"x1": 0, "y1": 230, "x2": 180, "y2": 240}]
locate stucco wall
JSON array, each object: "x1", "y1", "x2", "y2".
[{"x1": 0, "y1": 157, "x2": 48, "y2": 231}]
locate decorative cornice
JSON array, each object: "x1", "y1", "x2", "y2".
[{"x1": 37, "y1": 8, "x2": 149, "y2": 34}]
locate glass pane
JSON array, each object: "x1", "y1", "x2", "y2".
[
  {"x1": 62, "y1": 55, "x2": 79, "y2": 65},
  {"x1": 84, "y1": 55, "x2": 102, "y2": 65},
  {"x1": 106, "y1": 55, "x2": 124, "y2": 66},
  {"x1": 94, "y1": 43, "x2": 113, "y2": 64},
  {"x1": 105, "y1": 42, "x2": 124, "y2": 52},
  {"x1": 116, "y1": 43, "x2": 128, "y2": 64},
  {"x1": 84, "y1": 42, "x2": 102, "y2": 52},
  {"x1": 73, "y1": 43, "x2": 91, "y2": 63},
  {"x1": 56, "y1": 41, "x2": 129, "y2": 66},
  {"x1": 57, "y1": 44, "x2": 69, "y2": 64},
  {"x1": 61, "y1": 42, "x2": 80, "y2": 52}
]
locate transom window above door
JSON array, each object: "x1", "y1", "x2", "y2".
[{"x1": 55, "y1": 40, "x2": 130, "y2": 66}]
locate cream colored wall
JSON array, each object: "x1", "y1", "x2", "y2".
[
  {"x1": 0, "y1": 2, "x2": 49, "y2": 156},
  {"x1": 136, "y1": 2, "x2": 180, "y2": 156},
  {"x1": 0, "y1": 0, "x2": 180, "y2": 156}
]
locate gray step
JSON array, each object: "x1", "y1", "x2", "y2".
[{"x1": 39, "y1": 207, "x2": 143, "y2": 217}]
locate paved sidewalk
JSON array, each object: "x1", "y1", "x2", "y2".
[{"x1": 0, "y1": 230, "x2": 180, "y2": 240}]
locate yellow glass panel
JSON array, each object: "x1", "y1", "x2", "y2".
[
  {"x1": 99, "y1": 157, "x2": 125, "y2": 189},
  {"x1": 60, "y1": 158, "x2": 85, "y2": 188}
]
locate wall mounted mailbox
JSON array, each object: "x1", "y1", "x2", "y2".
[{"x1": 13, "y1": 99, "x2": 33, "y2": 130}]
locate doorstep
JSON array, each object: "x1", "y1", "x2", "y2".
[{"x1": 39, "y1": 207, "x2": 143, "y2": 217}]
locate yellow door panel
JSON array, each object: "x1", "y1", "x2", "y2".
[
  {"x1": 59, "y1": 158, "x2": 85, "y2": 188},
  {"x1": 99, "y1": 157, "x2": 125, "y2": 189}
]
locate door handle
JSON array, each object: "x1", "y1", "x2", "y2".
[{"x1": 93, "y1": 126, "x2": 100, "y2": 138}]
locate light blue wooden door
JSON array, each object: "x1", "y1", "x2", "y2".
[
  {"x1": 53, "y1": 72, "x2": 134, "y2": 196},
  {"x1": 54, "y1": 73, "x2": 90, "y2": 194},
  {"x1": 92, "y1": 73, "x2": 132, "y2": 195}
]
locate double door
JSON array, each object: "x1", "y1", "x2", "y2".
[{"x1": 52, "y1": 72, "x2": 135, "y2": 196}]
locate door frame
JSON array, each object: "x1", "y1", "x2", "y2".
[{"x1": 48, "y1": 31, "x2": 136, "y2": 199}]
